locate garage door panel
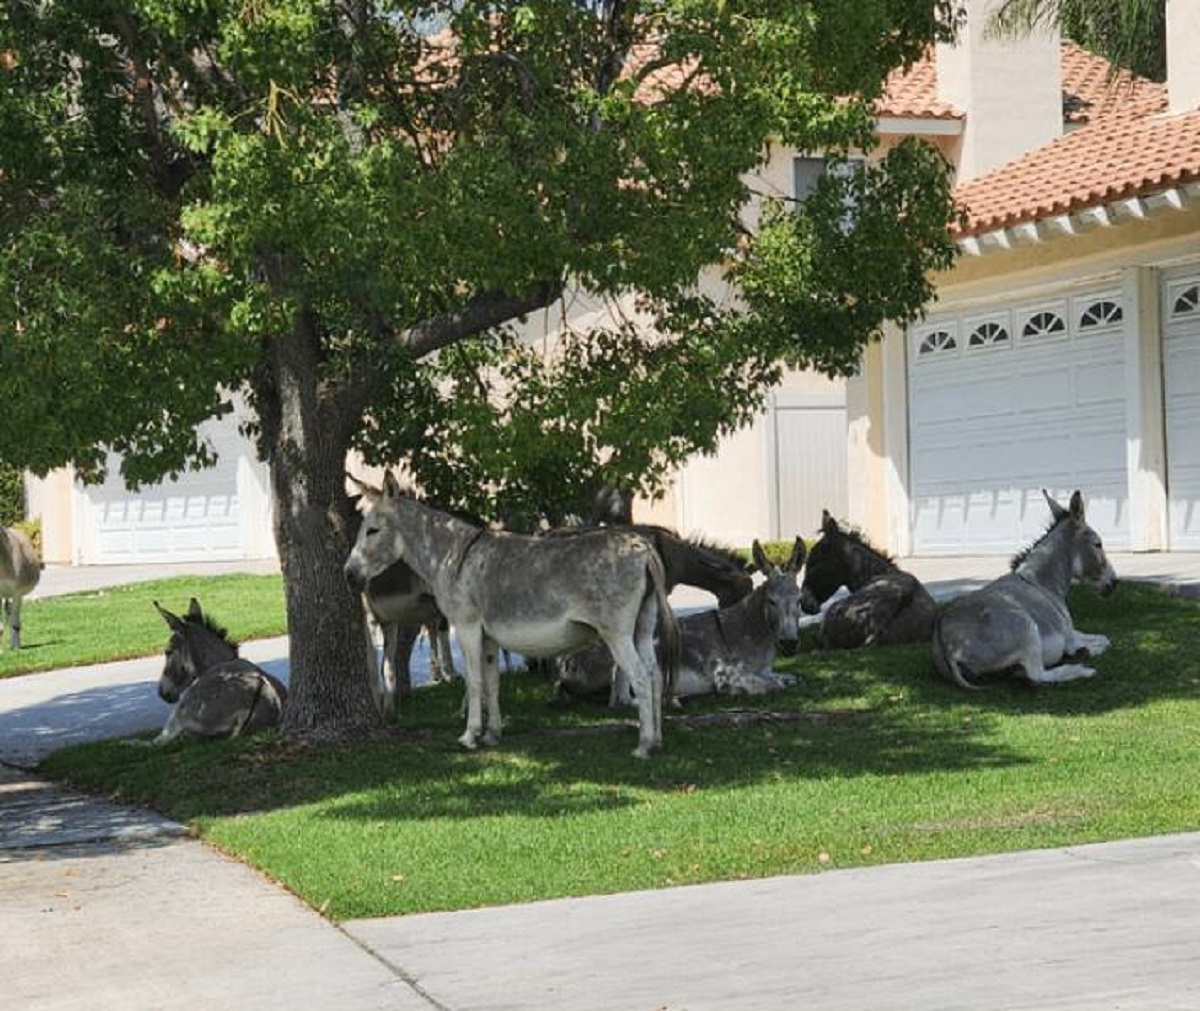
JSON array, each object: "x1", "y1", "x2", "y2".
[
  {"x1": 1165, "y1": 275, "x2": 1200, "y2": 548},
  {"x1": 79, "y1": 410, "x2": 256, "y2": 564},
  {"x1": 909, "y1": 291, "x2": 1130, "y2": 555},
  {"x1": 1074, "y1": 360, "x2": 1125, "y2": 406}
]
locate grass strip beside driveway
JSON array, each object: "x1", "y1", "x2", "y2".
[
  {"x1": 0, "y1": 575, "x2": 286, "y2": 679},
  {"x1": 41, "y1": 582, "x2": 1200, "y2": 920}
]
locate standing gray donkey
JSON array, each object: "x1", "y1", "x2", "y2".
[
  {"x1": 345, "y1": 472, "x2": 680, "y2": 758},
  {"x1": 1, "y1": 525, "x2": 41, "y2": 649},
  {"x1": 933, "y1": 489, "x2": 1117, "y2": 688}
]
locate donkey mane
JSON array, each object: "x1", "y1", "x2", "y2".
[
  {"x1": 679, "y1": 532, "x2": 750, "y2": 571},
  {"x1": 830, "y1": 522, "x2": 894, "y2": 566},
  {"x1": 1009, "y1": 513, "x2": 1069, "y2": 571},
  {"x1": 189, "y1": 610, "x2": 236, "y2": 648}
]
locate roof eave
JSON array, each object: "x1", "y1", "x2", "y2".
[
  {"x1": 875, "y1": 114, "x2": 963, "y2": 136},
  {"x1": 954, "y1": 178, "x2": 1200, "y2": 257}
]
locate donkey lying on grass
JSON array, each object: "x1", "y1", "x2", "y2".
[
  {"x1": 152, "y1": 599, "x2": 287, "y2": 744},
  {"x1": 800, "y1": 511, "x2": 936, "y2": 649},
  {"x1": 1, "y1": 525, "x2": 41, "y2": 650},
  {"x1": 555, "y1": 539, "x2": 805, "y2": 703},
  {"x1": 932, "y1": 490, "x2": 1117, "y2": 688},
  {"x1": 345, "y1": 472, "x2": 680, "y2": 758}
]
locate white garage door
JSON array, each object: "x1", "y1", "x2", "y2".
[
  {"x1": 908, "y1": 289, "x2": 1130, "y2": 555},
  {"x1": 79, "y1": 415, "x2": 259, "y2": 564},
  {"x1": 1164, "y1": 272, "x2": 1200, "y2": 548}
]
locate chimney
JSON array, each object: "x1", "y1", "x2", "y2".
[
  {"x1": 936, "y1": 0, "x2": 1062, "y2": 182},
  {"x1": 1167, "y1": 0, "x2": 1200, "y2": 113}
]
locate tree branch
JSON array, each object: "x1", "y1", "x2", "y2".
[{"x1": 401, "y1": 283, "x2": 564, "y2": 358}]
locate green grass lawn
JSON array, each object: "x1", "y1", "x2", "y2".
[
  {"x1": 0, "y1": 575, "x2": 286, "y2": 679},
  {"x1": 40, "y1": 581, "x2": 1200, "y2": 922}
]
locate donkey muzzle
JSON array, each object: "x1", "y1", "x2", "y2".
[
  {"x1": 799, "y1": 587, "x2": 822, "y2": 616},
  {"x1": 344, "y1": 559, "x2": 367, "y2": 594},
  {"x1": 777, "y1": 638, "x2": 799, "y2": 658}
]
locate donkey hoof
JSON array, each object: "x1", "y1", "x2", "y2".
[
  {"x1": 632, "y1": 744, "x2": 653, "y2": 760},
  {"x1": 458, "y1": 731, "x2": 479, "y2": 751},
  {"x1": 481, "y1": 730, "x2": 501, "y2": 747}
]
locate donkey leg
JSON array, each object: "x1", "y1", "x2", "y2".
[
  {"x1": 151, "y1": 707, "x2": 187, "y2": 746},
  {"x1": 480, "y1": 636, "x2": 503, "y2": 747},
  {"x1": 1020, "y1": 638, "x2": 1096, "y2": 684},
  {"x1": 435, "y1": 628, "x2": 458, "y2": 682},
  {"x1": 608, "y1": 639, "x2": 655, "y2": 759},
  {"x1": 456, "y1": 626, "x2": 486, "y2": 749},
  {"x1": 1064, "y1": 628, "x2": 1110, "y2": 659},
  {"x1": 634, "y1": 598, "x2": 664, "y2": 749},
  {"x1": 8, "y1": 595, "x2": 21, "y2": 650},
  {"x1": 389, "y1": 623, "x2": 417, "y2": 701}
]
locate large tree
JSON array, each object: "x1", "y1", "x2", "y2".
[{"x1": 1, "y1": 1, "x2": 961, "y2": 739}]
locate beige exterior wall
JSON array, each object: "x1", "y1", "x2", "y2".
[
  {"x1": 935, "y1": 0, "x2": 1061, "y2": 181},
  {"x1": 1168, "y1": 0, "x2": 1200, "y2": 113},
  {"x1": 26, "y1": 469, "x2": 77, "y2": 565}
]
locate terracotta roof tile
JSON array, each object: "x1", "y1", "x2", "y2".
[
  {"x1": 875, "y1": 41, "x2": 1166, "y2": 125},
  {"x1": 954, "y1": 105, "x2": 1200, "y2": 236},
  {"x1": 876, "y1": 51, "x2": 961, "y2": 120},
  {"x1": 1059, "y1": 41, "x2": 1166, "y2": 123}
]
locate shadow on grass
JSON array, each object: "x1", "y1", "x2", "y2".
[
  {"x1": 794, "y1": 582, "x2": 1200, "y2": 718},
  {"x1": 39, "y1": 583, "x2": 1200, "y2": 828}
]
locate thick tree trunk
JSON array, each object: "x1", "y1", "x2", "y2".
[{"x1": 254, "y1": 313, "x2": 383, "y2": 740}]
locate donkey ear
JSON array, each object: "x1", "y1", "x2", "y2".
[
  {"x1": 786, "y1": 536, "x2": 807, "y2": 572},
  {"x1": 821, "y1": 510, "x2": 838, "y2": 535},
  {"x1": 154, "y1": 601, "x2": 185, "y2": 632},
  {"x1": 347, "y1": 471, "x2": 382, "y2": 502},
  {"x1": 1042, "y1": 488, "x2": 1068, "y2": 522},
  {"x1": 1068, "y1": 489, "x2": 1086, "y2": 521},
  {"x1": 382, "y1": 469, "x2": 402, "y2": 500},
  {"x1": 751, "y1": 539, "x2": 773, "y2": 574},
  {"x1": 187, "y1": 598, "x2": 204, "y2": 622}
]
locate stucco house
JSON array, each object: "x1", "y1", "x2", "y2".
[
  {"x1": 28, "y1": 1, "x2": 1200, "y2": 564},
  {"x1": 658, "y1": 0, "x2": 1200, "y2": 556},
  {"x1": 846, "y1": 0, "x2": 1200, "y2": 557}
]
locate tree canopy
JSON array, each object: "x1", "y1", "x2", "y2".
[{"x1": 1, "y1": 1, "x2": 963, "y2": 736}]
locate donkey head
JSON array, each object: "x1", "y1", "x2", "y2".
[
  {"x1": 344, "y1": 470, "x2": 409, "y2": 593},
  {"x1": 1044, "y1": 489, "x2": 1118, "y2": 596},
  {"x1": 751, "y1": 537, "x2": 806, "y2": 657},
  {"x1": 154, "y1": 598, "x2": 238, "y2": 703},
  {"x1": 800, "y1": 509, "x2": 893, "y2": 614}
]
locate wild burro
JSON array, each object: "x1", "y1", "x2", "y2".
[
  {"x1": 152, "y1": 599, "x2": 287, "y2": 744},
  {"x1": 0, "y1": 524, "x2": 41, "y2": 650},
  {"x1": 800, "y1": 510, "x2": 936, "y2": 649},
  {"x1": 344, "y1": 472, "x2": 680, "y2": 758},
  {"x1": 555, "y1": 538, "x2": 805, "y2": 702},
  {"x1": 347, "y1": 475, "x2": 457, "y2": 717},
  {"x1": 933, "y1": 490, "x2": 1117, "y2": 688}
]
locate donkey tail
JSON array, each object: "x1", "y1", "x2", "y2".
[
  {"x1": 930, "y1": 608, "x2": 981, "y2": 690},
  {"x1": 646, "y1": 548, "x2": 680, "y2": 698}
]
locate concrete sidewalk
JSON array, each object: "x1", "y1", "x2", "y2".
[{"x1": 4, "y1": 553, "x2": 1200, "y2": 1009}]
